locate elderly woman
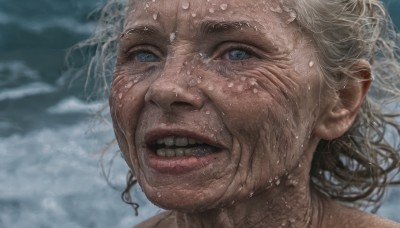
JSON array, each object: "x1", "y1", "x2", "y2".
[{"x1": 81, "y1": 0, "x2": 400, "y2": 227}]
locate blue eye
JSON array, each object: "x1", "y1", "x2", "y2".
[
  {"x1": 135, "y1": 51, "x2": 160, "y2": 62},
  {"x1": 226, "y1": 49, "x2": 251, "y2": 61}
]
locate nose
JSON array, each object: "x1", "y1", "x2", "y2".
[{"x1": 144, "y1": 74, "x2": 205, "y2": 112}]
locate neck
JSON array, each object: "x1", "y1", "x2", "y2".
[{"x1": 174, "y1": 162, "x2": 324, "y2": 228}]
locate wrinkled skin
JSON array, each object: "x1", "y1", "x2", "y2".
[{"x1": 109, "y1": 0, "x2": 398, "y2": 227}]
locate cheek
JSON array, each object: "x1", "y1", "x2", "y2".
[
  {"x1": 203, "y1": 63, "x2": 307, "y2": 139},
  {"x1": 109, "y1": 68, "x2": 150, "y2": 169},
  {"x1": 201, "y1": 63, "x2": 315, "y2": 182}
]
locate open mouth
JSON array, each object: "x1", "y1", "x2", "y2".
[{"x1": 148, "y1": 136, "x2": 221, "y2": 157}]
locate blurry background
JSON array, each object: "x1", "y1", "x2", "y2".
[{"x1": 0, "y1": 0, "x2": 399, "y2": 227}]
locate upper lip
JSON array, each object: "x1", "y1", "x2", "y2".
[{"x1": 144, "y1": 128, "x2": 226, "y2": 149}]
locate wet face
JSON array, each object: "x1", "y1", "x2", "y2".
[{"x1": 110, "y1": 0, "x2": 325, "y2": 211}]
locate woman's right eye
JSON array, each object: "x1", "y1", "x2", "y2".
[{"x1": 132, "y1": 50, "x2": 160, "y2": 62}]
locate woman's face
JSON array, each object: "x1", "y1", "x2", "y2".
[{"x1": 110, "y1": 0, "x2": 326, "y2": 211}]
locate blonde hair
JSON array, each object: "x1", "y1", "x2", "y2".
[{"x1": 74, "y1": 0, "x2": 400, "y2": 213}]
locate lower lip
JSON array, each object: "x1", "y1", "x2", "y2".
[{"x1": 144, "y1": 149, "x2": 223, "y2": 175}]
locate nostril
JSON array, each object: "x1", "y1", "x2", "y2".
[{"x1": 172, "y1": 101, "x2": 193, "y2": 107}]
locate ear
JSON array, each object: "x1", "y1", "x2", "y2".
[{"x1": 314, "y1": 60, "x2": 372, "y2": 140}]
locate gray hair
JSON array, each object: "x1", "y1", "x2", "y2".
[{"x1": 74, "y1": 0, "x2": 400, "y2": 213}]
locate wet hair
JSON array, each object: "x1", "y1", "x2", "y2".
[
  {"x1": 75, "y1": 0, "x2": 400, "y2": 214},
  {"x1": 288, "y1": 0, "x2": 400, "y2": 211}
]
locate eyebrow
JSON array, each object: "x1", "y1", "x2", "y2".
[
  {"x1": 120, "y1": 25, "x2": 160, "y2": 39},
  {"x1": 200, "y1": 20, "x2": 259, "y2": 35}
]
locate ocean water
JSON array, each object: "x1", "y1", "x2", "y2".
[{"x1": 0, "y1": 0, "x2": 399, "y2": 227}]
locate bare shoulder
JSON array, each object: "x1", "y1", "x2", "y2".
[
  {"x1": 134, "y1": 211, "x2": 176, "y2": 228},
  {"x1": 324, "y1": 201, "x2": 400, "y2": 228}
]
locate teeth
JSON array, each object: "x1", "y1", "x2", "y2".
[
  {"x1": 164, "y1": 137, "x2": 175, "y2": 146},
  {"x1": 154, "y1": 136, "x2": 215, "y2": 157},
  {"x1": 157, "y1": 148, "x2": 166, "y2": 157},
  {"x1": 155, "y1": 148, "x2": 196, "y2": 157},
  {"x1": 188, "y1": 138, "x2": 196, "y2": 145},
  {"x1": 156, "y1": 136, "x2": 204, "y2": 147},
  {"x1": 166, "y1": 149, "x2": 175, "y2": 157},
  {"x1": 175, "y1": 137, "x2": 188, "y2": 146},
  {"x1": 184, "y1": 149, "x2": 193, "y2": 156},
  {"x1": 176, "y1": 148, "x2": 185, "y2": 157}
]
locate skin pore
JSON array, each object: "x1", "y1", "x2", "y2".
[{"x1": 109, "y1": 0, "x2": 399, "y2": 227}]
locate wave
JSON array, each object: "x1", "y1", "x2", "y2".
[
  {"x1": 0, "y1": 120, "x2": 159, "y2": 228},
  {"x1": 0, "y1": 11, "x2": 95, "y2": 34},
  {"x1": 0, "y1": 82, "x2": 56, "y2": 101},
  {"x1": 0, "y1": 61, "x2": 41, "y2": 87},
  {"x1": 47, "y1": 97, "x2": 104, "y2": 114}
]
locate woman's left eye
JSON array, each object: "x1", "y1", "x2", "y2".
[
  {"x1": 223, "y1": 49, "x2": 252, "y2": 61},
  {"x1": 134, "y1": 51, "x2": 160, "y2": 62}
]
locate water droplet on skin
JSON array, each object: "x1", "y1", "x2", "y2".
[
  {"x1": 182, "y1": 2, "x2": 190, "y2": 10},
  {"x1": 240, "y1": 76, "x2": 247, "y2": 81},
  {"x1": 169, "y1": 32, "x2": 176, "y2": 42},
  {"x1": 276, "y1": 160, "x2": 280, "y2": 164},
  {"x1": 206, "y1": 110, "x2": 211, "y2": 115},
  {"x1": 171, "y1": 88, "x2": 178, "y2": 97},
  {"x1": 208, "y1": 85, "x2": 214, "y2": 91},
  {"x1": 188, "y1": 79, "x2": 197, "y2": 86},
  {"x1": 237, "y1": 85, "x2": 244, "y2": 92},
  {"x1": 124, "y1": 82, "x2": 134, "y2": 89},
  {"x1": 152, "y1": 13, "x2": 158, "y2": 20},
  {"x1": 197, "y1": 78, "x2": 202, "y2": 84},
  {"x1": 209, "y1": 8, "x2": 215, "y2": 13},
  {"x1": 157, "y1": 192, "x2": 162, "y2": 198},
  {"x1": 118, "y1": 93, "x2": 123, "y2": 99},
  {"x1": 298, "y1": 163, "x2": 302, "y2": 168},
  {"x1": 295, "y1": 135, "x2": 299, "y2": 139},
  {"x1": 220, "y1": 3, "x2": 228, "y2": 10},
  {"x1": 145, "y1": 2, "x2": 150, "y2": 8},
  {"x1": 289, "y1": 218, "x2": 296, "y2": 223},
  {"x1": 270, "y1": 6, "x2": 283, "y2": 13},
  {"x1": 275, "y1": 179, "x2": 281, "y2": 186},
  {"x1": 286, "y1": 11, "x2": 297, "y2": 24},
  {"x1": 309, "y1": 61, "x2": 314, "y2": 67},
  {"x1": 248, "y1": 78, "x2": 257, "y2": 86},
  {"x1": 191, "y1": 12, "x2": 197, "y2": 17},
  {"x1": 289, "y1": 179, "x2": 299, "y2": 187},
  {"x1": 307, "y1": 84, "x2": 311, "y2": 91},
  {"x1": 248, "y1": 192, "x2": 254, "y2": 198},
  {"x1": 253, "y1": 88, "x2": 258, "y2": 94},
  {"x1": 228, "y1": 82, "x2": 234, "y2": 88}
]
